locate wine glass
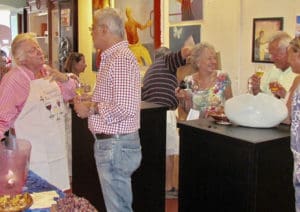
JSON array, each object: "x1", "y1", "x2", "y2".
[
  {"x1": 76, "y1": 81, "x2": 91, "y2": 102},
  {"x1": 254, "y1": 65, "x2": 265, "y2": 78},
  {"x1": 75, "y1": 82, "x2": 85, "y2": 96},
  {"x1": 269, "y1": 78, "x2": 280, "y2": 93}
]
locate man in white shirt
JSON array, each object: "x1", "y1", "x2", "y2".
[{"x1": 251, "y1": 31, "x2": 298, "y2": 100}]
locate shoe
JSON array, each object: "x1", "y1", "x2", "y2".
[{"x1": 165, "y1": 187, "x2": 178, "y2": 199}]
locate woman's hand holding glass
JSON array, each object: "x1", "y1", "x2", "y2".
[{"x1": 175, "y1": 86, "x2": 192, "y2": 112}]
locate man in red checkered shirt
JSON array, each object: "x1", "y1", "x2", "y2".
[{"x1": 74, "y1": 8, "x2": 141, "y2": 212}]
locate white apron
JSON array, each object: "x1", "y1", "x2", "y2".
[{"x1": 14, "y1": 71, "x2": 70, "y2": 190}]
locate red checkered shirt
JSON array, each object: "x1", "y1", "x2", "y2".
[{"x1": 88, "y1": 41, "x2": 141, "y2": 134}]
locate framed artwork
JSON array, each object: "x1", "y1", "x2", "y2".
[
  {"x1": 252, "y1": 17, "x2": 283, "y2": 63},
  {"x1": 169, "y1": 0, "x2": 203, "y2": 23},
  {"x1": 169, "y1": 24, "x2": 201, "y2": 52},
  {"x1": 92, "y1": 0, "x2": 161, "y2": 71},
  {"x1": 92, "y1": 0, "x2": 110, "y2": 10},
  {"x1": 115, "y1": 0, "x2": 156, "y2": 67},
  {"x1": 296, "y1": 15, "x2": 300, "y2": 36}
]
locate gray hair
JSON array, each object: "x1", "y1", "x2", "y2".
[
  {"x1": 154, "y1": 47, "x2": 172, "y2": 59},
  {"x1": 94, "y1": 8, "x2": 125, "y2": 39},
  {"x1": 268, "y1": 31, "x2": 292, "y2": 50},
  {"x1": 189, "y1": 42, "x2": 216, "y2": 70}
]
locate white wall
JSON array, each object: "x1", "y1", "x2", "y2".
[{"x1": 162, "y1": 0, "x2": 300, "y2": 95}]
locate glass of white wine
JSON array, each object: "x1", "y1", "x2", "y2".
[
  {"x1": 255, "y1": 65, "x2": 265, "y2": 78},
  {"x1": 76, "y1": 82, "x2": 86, "y2": 96},
  {"x1": 76, "y1": 82, "x2": 91, "y2": 102}
]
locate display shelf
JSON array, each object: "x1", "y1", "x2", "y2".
[{"x1": 27, "y1": 8, "x2": 49, "y2": 64}]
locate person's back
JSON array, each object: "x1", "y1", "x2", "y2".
[{"x1": 142, "y1": 48, "x2": 186, "y2": 110}]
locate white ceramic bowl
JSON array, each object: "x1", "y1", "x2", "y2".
[{"x1": 224, "y1": 93, "x2": 288, "y2": 128}]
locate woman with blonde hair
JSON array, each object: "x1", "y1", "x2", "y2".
[{"x1": 175, "y1": 42, "x2": 233, "y2": 119}]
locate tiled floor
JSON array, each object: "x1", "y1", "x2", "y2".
[{"x1": 166, "y1": 198, "x2": 178, "y2": 212}]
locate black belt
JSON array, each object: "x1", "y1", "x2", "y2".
[{"x1": 95, "y1": 133, "x2": 131, "y2": 140}]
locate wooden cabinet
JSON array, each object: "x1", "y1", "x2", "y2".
[
  {"x1": 26, "y1": 0, "x2": 52, "y2": 64},
  {"x1": 178, "y1": 119, "x2": 294, "y2": 212},
  {"x1": 25, "y1": 0, "x2": 77, "y2": 70}
]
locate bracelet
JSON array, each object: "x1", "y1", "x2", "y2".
[{"x1": 1, "y1": 137, "x2": 6, "y2": 142}]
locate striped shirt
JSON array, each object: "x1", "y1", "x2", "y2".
[
  {"x1": 89, "y1": 41, "x2": 141, "y2": 134},
  {"x1": 0, "y1": 65, "x2": 77, "y2": 139},
  {"x1": 142, "y1": 51, "x2": 186, "y2": 109}
]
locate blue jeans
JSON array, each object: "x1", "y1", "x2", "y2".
[{"x1": 94, "y1": 131, "x2": 142, "y2": 212}]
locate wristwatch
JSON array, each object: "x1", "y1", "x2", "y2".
[{"x1": 1, "y1": 137, "x2": 6, "y2": 142}]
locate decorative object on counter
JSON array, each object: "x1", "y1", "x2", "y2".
[
  {"x1": 0, "y1": 192, "x2": 33, "y2": 212},
  {"x1": 51, "y1": 193, "x2": 98, "y2": 212},
  {"x1": 0, "y1": 138, "x2": 31, "y2": 196},
  {"x1": 30, "y1": 190, "x2": 59, "y2": 210},
  {"x1": 224, "y1": 93, "x2": 287, "y2": 128},
  {"x1": 208, "y1": 112, "x2": 231, "y2": 125}
]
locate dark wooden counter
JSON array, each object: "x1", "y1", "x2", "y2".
[
  {"x1": 72, "y1": 102, "x2": 167, "y2": 212},
  {"x1": 177, "y1": 118, "x2": 295, "y2": 212}
]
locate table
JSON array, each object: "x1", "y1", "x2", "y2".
[
  {"x1": 72, "y1": 102, "x2": 167, "y2": 212},
  {"x1": 177, "y1": 118, "x2": 295, "y2": 212}
]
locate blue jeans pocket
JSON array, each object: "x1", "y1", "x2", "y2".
[
  {"x1": 94, "y1": 139, "x2": 113, "y2": 165},
  {"x1": 118, "y1": 146, "x2": 142, "y2": 176}
]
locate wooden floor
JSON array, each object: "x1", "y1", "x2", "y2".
[{"x1": 166, "y1": 198, "x2": 178, "y2": 212}]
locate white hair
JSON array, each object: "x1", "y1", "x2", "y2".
[
  {"x1": 94, "y1": 8, "x2": 125, "y2": 39},
  {"x1": 268, "y1": 31, "x2": 292, "y2": 50}
]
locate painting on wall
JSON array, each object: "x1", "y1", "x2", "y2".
[
  {"x1": 252, "y1": 17, "x2": 283, "y2": 63},
  {"x1": 296, "y1": 15, "x2": 300, "y2": 37},
  {"x1": 92, "y1": 0, "x2": 110, "y2": 11},
  {"x1": 92, "y1": 0, "x2": 159, "y2": 71},
  {"x1": 114, "y1": 0, "x2": 155, "y2": 67},
  {"x1": 169, "y1": 0, "x2": 203, "y2": 23},
  {"x1": 169, "y1": 24, "x2": 201, "y2": 52}
]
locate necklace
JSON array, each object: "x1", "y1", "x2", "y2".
[{"x1": 192, "y1": 71, "x2": 217, "y2": 91}]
